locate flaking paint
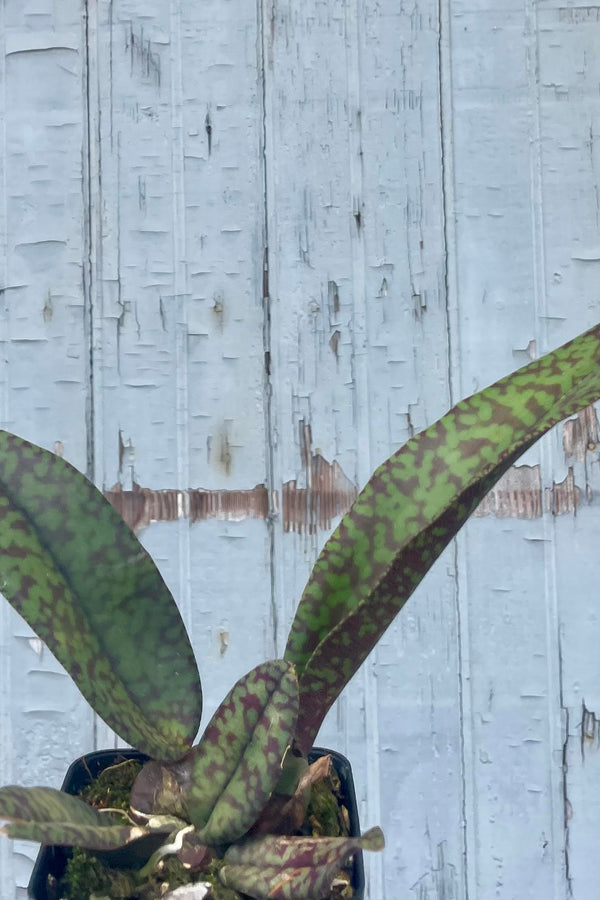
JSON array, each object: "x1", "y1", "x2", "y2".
[{"x1": 0, "y1": 1, "x2": 597, "y2": 898}]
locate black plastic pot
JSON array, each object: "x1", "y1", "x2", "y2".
[{"x1": 28, "y1": 746, "x2": 365, "y2": 900}]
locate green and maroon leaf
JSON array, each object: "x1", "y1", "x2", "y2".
[
  {"x1": 187, "y1": 660, "x2": 298, "y2": 846},
  {"x1": 220, "y1": 827, "x2": 384, "y2": 900},
  {"x1": 0, "y1": 431, "x2": 202, "y2": 760},
  {"x1": 284, "y1": 325, "x2": 600, "y2": 752},
  {"x1": 249, "y1": 754, "x2": 330, "y2": 837},
  {"x1": 133, "y1": 660, "x2": 299, "y2": 846},
  {"x1": 0, "y1": 785, "x2": 150, "y2": 850}
]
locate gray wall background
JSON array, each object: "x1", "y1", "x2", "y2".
[{"x1": 0, "y1": 1, "x2": 598, "y2": 898}]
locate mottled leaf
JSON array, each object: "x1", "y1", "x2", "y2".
[
  {"x1": 0, "y1": 785, "x2": 149, "y2": 850},
  {"x1": 187, "y1": 660, "x2": 298, "y2": 846},
  {"x1": 131, "y1": 660, "x2": 299, "y2": 846},
  {"x1": 220, "y1": 827, "x2": 384, "y2": 900},
  {"x1": 0, "y1": 431, "x2": 202, "y2": 760},
  {"x1": 249, "y1": 754, "x2": 331, "y2": 837},
  {"x1": 285, "y1": 325, "x2": 600, "y2": 751}
]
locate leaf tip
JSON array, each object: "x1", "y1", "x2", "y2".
[{"x1": 362, "y1": 825, "x2": 385, "y2": 852}]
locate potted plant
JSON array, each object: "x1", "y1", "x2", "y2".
[{"x1": 0, "y1": 324, "x2": 597, "y2": 900}]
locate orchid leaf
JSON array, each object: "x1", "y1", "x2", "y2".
[
  {"x1": 249, "y1": 754, "x2": 331, "y2": 837},
  {"x1": 0, "y1": 431, "x2": 202, "y2": 760},
  {"x1": 285, "y1": 325, "x2": 600, "y2": 751},
  {"x1": 186, "y1": 660, "x2": 298, "y2": 845},
  {"x1": 131, "y1": 660, "x2": 299, "y2": 847},
  {"x1": 220, "y1": 826, "x2": 384, "y2": 900},
  {"x1": 0, "y1": 785, "x2": 150, "y2": 850}
]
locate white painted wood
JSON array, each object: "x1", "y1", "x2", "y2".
[
  {"x1": 86, "y1": 0, "x2": 273, "y2": 740},
  {"x1": 0, "y1": 1, "x2": 598, "y2": 898},
  {"x1": 0, "y1": 3, "x2": 94, "y2": 893}
]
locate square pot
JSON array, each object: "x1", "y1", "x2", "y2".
[{"x1": 28, "y1": 747, "x2": 365, "y2": 900}]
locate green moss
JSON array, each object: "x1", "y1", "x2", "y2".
[
  {"x1": 60, "y1": 849, "x2": 137, "y2": 900},
  {"x1": 59, "y1": 761, "x2": 205, "y2": 900},
  {"x1": 60, "y1": 849, "x2": 200, "y2": 900},
  {"x1": 58, "y1": 757, "x2": 352, "y2": 899},
  {"x1": 80, "y1": 760, "x2": 143, "y2": 811},
  {"x1": 306, "y1": 770, "x2": 350, "y2": 838}
]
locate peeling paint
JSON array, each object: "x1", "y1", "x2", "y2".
[
  {"x1": 474, "y1": 465, "x2": 542, "y2": 519},
  {"x1": 285, "y1": 422, "x2": 358, "y2": 534},
  {"x1": 105, "y1": 482, "x2": 270, "y2": 531},
  {"x1": 580, "y1": 702, "x2": 600, "y2": 759},
  {"x1": 329, "y1": 329, "x2": 341, "y2": 358},
  {"x1": 558, "y1": 6, "x2": 600, "y2": 24},
  {"x1": 106, "y1": 423, "x2": 357, "y2": 533},
  {"x1": 282, "y1": 452, "x2": 357, "y2": 534},
  {"x1": 410, "y1": 842, "x2": 458, "y2": 899},
  {"x1": 218, "y1": 630, "x2": 229, "y2": 657},
  {"x1": 107, "y1": 449, "x2": 592, "y2": 530},
  {"x1": 125, "y1": 23, "x2": 161, "y2": 88},
  {"x1": 327, "y1": 280, "x2": 340, "y2": 315},
  {"x1": 105, "y1": 453, "x2": 358, "y2": 535},
  {"x1": 42, "y1": 293, "x2": 53, "y2": 323},
  {"x1": 1, "y1": 0, "x2": 597, "y2": 895},
  {"x1": 562, "y1": 405, "x2": 599, "y2": 461},
  {"x1": 545, "y1": 467, "x2": 580, "y2": 516},
  {"x1": 218, "y1": 431, "x2": 232, "y2": 476},
  {"x1": 205, "y1": 110, "x2": 213, "y2": 156}
]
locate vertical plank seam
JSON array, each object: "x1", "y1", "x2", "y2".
[
  {"x1": 345, "y1": 1, "x2": 383, "y2": 896},
  {"x1": 0, "y1": 0, "x2": 10, "y2": 837},
  {"x1": 82, "y1": 0, "x2": 102, "y2": 752},
  {"x1": 169, "y1": 0, "x2": 193, "y2": 633},
  {"x1": 0, "y1": 17, "x2": 10, "y2": 886},
  {"x1": 437, "y1": 1, "x2": 476, "y2": 898},
  {"x1": 257, "y1": 0, "x2": 279, "y2": 659},
  {"x1": 0, "y1": 19, "x2": 9, "y2": 887},
  {"x1": 525, "y1": 3, "x2": 569, "y2": 895},
  {"x1": 82, "y1": 0, "x2": 96, "y2": 487}
]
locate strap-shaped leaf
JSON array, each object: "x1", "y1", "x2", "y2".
[
  {"x1": 0, "y1": 785, "x2": 150, "y2": 850},
  {"x1": 0, "y1": 431, "x2": 202, "y2": 761},
  {"x1": 182, "y1": 660, "x2": 298, "y2": 845},
  {"x1": 220, "y1": 827, "x2": 384, "y2": 900},
  {"x1": 285, "y1": 325, "x2": 600, "y2": 751}
]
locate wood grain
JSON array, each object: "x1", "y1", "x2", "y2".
[{"x1": 0, "y1": 0, "x2": 597, "y2": 897}]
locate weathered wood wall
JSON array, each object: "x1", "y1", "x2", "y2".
[{"x1": 0, "y1": 1, "x2": 598, "y2": 897}]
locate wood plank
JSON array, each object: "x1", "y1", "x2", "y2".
[
  {"x1": 86, "y1": 0, "x2": 272, "y2": 747},
  {"x1": 446, "y1": 1, "x2": 599, "y2": 897},
  {"x1": 356, "y1": 2, "x2": 465, "y2": 896},
  {"x1": 536, "y1": 8, "x2": 600, "y2": 899},
  {"x1": 0, "y1": 4, "x2": 93, "y2": 893},
  {"x1": 0, "y1": 1, "x2": 597, "y2": 898},
  {"x1": 264, "y1": 2, "x2": 465, "y2": 897}
]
